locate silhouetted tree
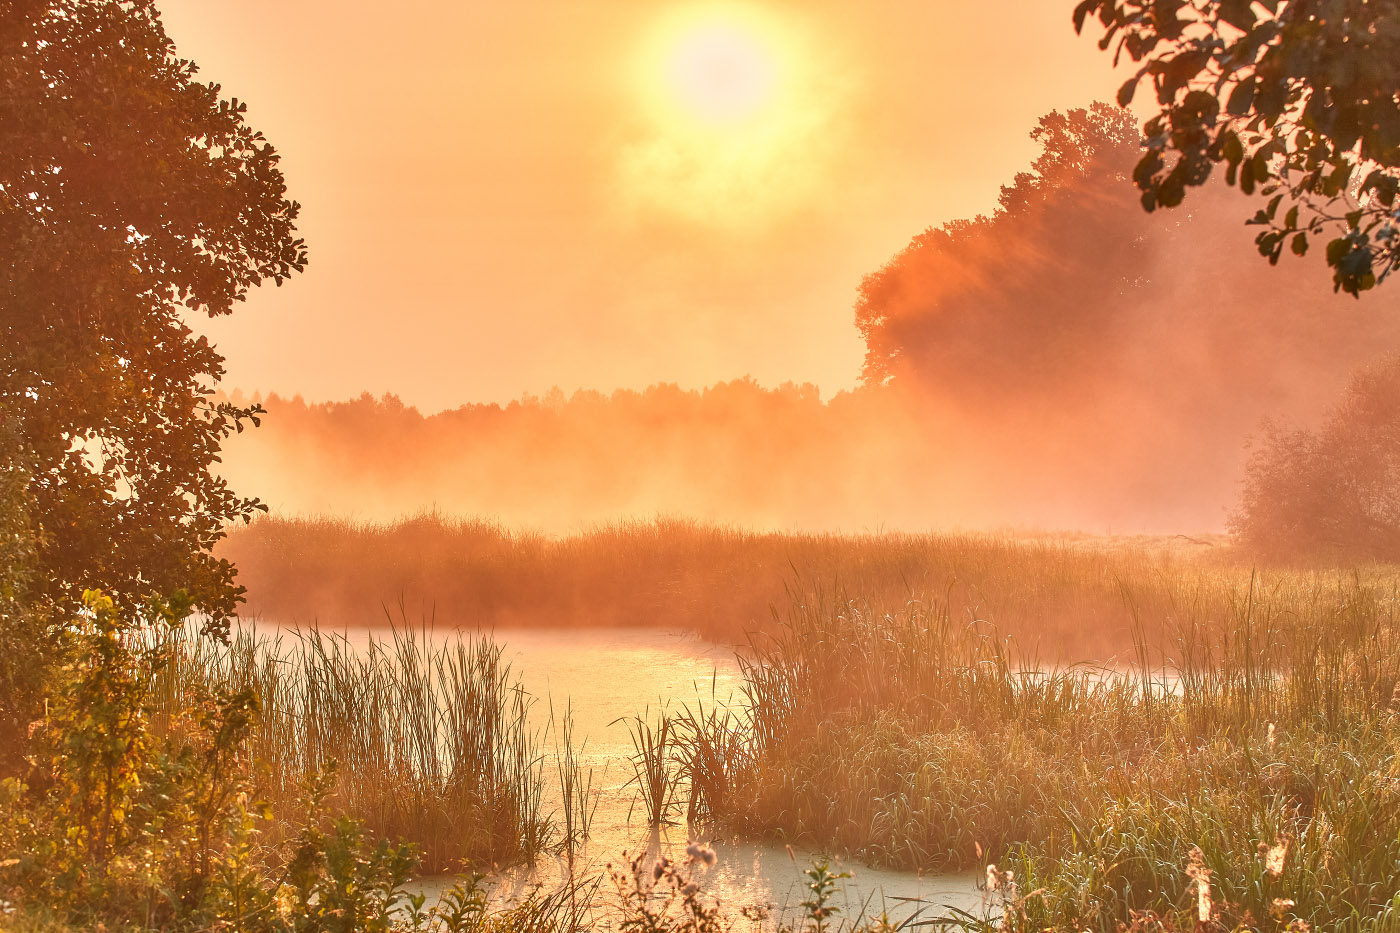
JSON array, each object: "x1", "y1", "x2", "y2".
[
  {"x1": 0, "y1": 0, "x2": 306, "y2": 630},
  {"x1": 1233, "y1": 354, "x2": 1400, "y2": 561},
  {"x1": 1074, "y1": 0, "x2": 1400, "y2": 295},
  {"x1": 854, "y1": 104, "x2": 1151, "y2": 390}
]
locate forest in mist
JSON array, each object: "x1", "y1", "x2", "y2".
[{"x1": 219, "y1": 105, "x2": 1400, "y2": 534}]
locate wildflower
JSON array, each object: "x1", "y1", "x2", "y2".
[
  {"x1": 1258, "y1": 834, "x2": 1291, "y2": 876},
  {"x1": 685, "y1": 840, "x2": 716, "y2": 864},
  {"x1": 1185, "y1": 847, "x2": 1212, "y2": 923},
  {"x1": 1267, "y1": 722, "x2": 1276, "y2": 752},
  {"x1": 1271, "y1": 898, "x2": 1296, "y2": 920},
  {"x1": 275, "y1": 885, "x2": 297, "y2": 921},
  {"x1": 1286, "y1": 920, "x2": 1312, "y2": 933},
  {"x1": 0, "y1": 900, "x2": 13, "y2": 916},
  {"x1": 985, "y1": 864, "x2": 1015, "y2": 897}
]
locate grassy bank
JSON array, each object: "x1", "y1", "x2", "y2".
[
  {"x1": 664, "y1": 576, "x2": 1400, "y2": 931},
  {"x1": 9, "y1": 537, "x2": 1400, "y2": 931},
  {"x1": 220, "y1": 514, "x2": 1400, "y2": 659},
  {"x1": 153, "y1": 625, "x2": 550, "y2": 874}
]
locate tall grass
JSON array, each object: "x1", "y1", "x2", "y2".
[
  {"x1": 668, "y1": 576, "x2": 1400, "y2": 932},
  {"x1": 620, "y1": 711, "x2": 682, "y2": 827},
  {"x1": 549, "y1": 698, "x2": 597, "y2": 861},
  {"x1": 220, "y1": 515, "x2": 1400, "y2": 661},
  {"x1": 153, "y1": 624, "x2": 549, "y2": 873}
]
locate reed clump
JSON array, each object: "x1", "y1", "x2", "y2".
[
  {"x1": 673, "y1": 577, "x2": 1400, "y2": 933},
  {"x1": 550, "y1": 698, "x2": 598, "y2": 860},
  {"x1": 223, "y1": 515, "x2": 1400, "y2": 655},
  {"x1": 620, "y1": 710, "x2": 683, "y2": 827},
  {"x1": 154, "y1": 625, "x2": 549, "y2": 874}
]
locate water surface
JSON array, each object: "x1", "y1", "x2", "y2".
[{"x1": 316, "y1": 623, "x2": 983, "y2": 926}]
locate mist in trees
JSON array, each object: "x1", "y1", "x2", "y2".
[{"x1": 215, "y1": 104, "x2": 1397, "y2": 536}]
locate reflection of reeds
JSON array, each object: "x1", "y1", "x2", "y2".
[
  {"x1": 619, "y1": 711, "x2": 680, "y2": 827},
  {"x1": 550, "y1": 697, "x2": 597, "y2": 861},
  {"x1": 154, "y1": 621, "x2": 548, "y2": 873}
]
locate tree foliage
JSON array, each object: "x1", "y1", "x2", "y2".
[
  {"x1": 1232, "y1": 353, "x2": 1400, "y2": 561},
  {"x1": 0, "y1": 591, "x2": 420, "y2": 930},
  {"x1": 855, "y1": 103, "x2": 1148, "y2": 390},
  {"x1": 1074, "y1": 0, "x2": 1400, "y2": 295},
  {"x1": 0, "y1": 0, "x2": 307, "y2": 628}
]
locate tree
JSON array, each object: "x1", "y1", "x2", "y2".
[
  {"x1": 0, "y1": 0, "x2": 306, "y2": 630},
  {"x1": 1232, "y1": 353, "x2": 1400, "y2": 561},
  {"x1": 1073, "y1": 0, "x2": 1400, "y2": 296},
  {"x1": 855, "y1": 103, "x2": 1149, "y2": 390}
]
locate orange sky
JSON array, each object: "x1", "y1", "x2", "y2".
[{"x1": 160, "y1": 1, "x2": 1123, "y2": 412}]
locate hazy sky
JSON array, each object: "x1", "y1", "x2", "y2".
[{"x1": 160, "y1": 1, "x2": 1123, "y2": 412}]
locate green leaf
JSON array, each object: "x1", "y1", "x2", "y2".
[
  {"x1": 1226, "y1": 79, "x2": 1256, "y2": 116},
  {"x1": 1072, "y1": 0, "x2": 1099, "y2": 33},
  {"x1": 1117, "y1": 77, "x2": 1138, "y2": 107},
  {"x1": 1218, "y1": 0, "x2": 1257, "y2": 30}
]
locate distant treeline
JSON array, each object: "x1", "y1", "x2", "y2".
[{"x1": 218, "y1": 106, "x2": 1400, "y2": 535}]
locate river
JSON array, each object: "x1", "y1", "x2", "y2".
[{"x1": 295, "y1": 623, "x2": 983, "y2": 927}]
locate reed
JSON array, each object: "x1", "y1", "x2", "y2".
[
  {"x1": 222, "y1": 515, "x2": 1400, "y2": 661},
  {"x1": 671, "y1": 683, "x2": 754, "y2": 827},
  {"x1": 153, "y1": 623, "x2": 549, "y2": 874},
  {"x1": 619, "y1": 710, "x2": 682, "y2": 827},
  {"x1": 549, "y1": 697, "x2": 597, "y2": 861},
  {"x1": 672, "y1": 576, "x2": 1400, "y2": 932}
]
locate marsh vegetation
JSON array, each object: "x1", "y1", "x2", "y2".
[{"x1": 13, "y1": 530, "x2": 1400, "y2": 931}]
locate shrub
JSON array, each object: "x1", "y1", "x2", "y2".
[
  {"x1": 0, "y1": 591, "x2": 417, "y2": 931},
  {"x1": 1233, "y1": 353, "x2": 1400, "y2": 562}
]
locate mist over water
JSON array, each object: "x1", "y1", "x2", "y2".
[
  {"x1": 297, "y1": 623, "x2": 984, "y2": 922},
  {"x1": 216, "y1": 106, "x2": 1399, "y2": 536}
]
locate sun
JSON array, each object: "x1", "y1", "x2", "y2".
[
  {"x1": 623, "y1": 5, "x2": 840, "y2": 229},
  {"x1": 638, "y1": 6, "x2": 792, "y2": 130},
  {"x1": 668, "y1": 22, "x2": 776, "y2": 124}
]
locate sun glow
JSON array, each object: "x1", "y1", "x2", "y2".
[
  {"x1": 668, "y1": 22, "x2": 776, "y2": 124},
  {"x1": 624, "y1": 6, "x2": 842, "y2": 229}
]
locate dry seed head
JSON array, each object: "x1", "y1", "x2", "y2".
[
  {"x1": 1184, "y1": 847, "x2": 1212, "y2": 922},
  {"x1": 1259, "y1": 834, "x2": 1291, "y2": 876},
  {"x1": 1267, "y1": 722, "x2": 1276, "y2": 751},
  {"x1": 985, "y1": 864, "x2": 1015, "y2": 896}
]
